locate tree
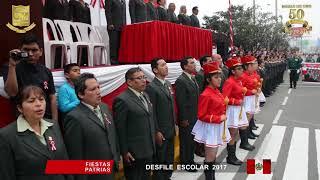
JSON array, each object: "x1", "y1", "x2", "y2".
[{"x1": 203, "y1": 5, "x2": 289, "y2": 52}]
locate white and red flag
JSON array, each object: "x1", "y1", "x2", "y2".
[{"x1": 247, "y1": 159, "x2": 272, "y2": 174}]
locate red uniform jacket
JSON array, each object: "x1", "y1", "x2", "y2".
[
  {"x1": 198, "y1": 86, "x2": 226, "y2": 124},
  {"x1": 241, "y1": 71, "x2": 258, "y2": 96},
  {"x1": 222, "y1": 76, "x2": 245, "y2": 106}
]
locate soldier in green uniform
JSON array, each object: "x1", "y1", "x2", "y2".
[{"x1": 288, "y1": 53, "x2": 303, "y2": 89}]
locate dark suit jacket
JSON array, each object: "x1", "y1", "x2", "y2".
[
  {"x1": 43, "y1": 0, "x2": 70, "y2": 20},
  {"x1": 167, "y1": 11, "x2": 178, "y2": 23},
  {"x1": 178, "y1": 14, "x2": 191, "y2": 26},
  {"x1": 190, "y1": 14, "x2": 200, "y2": 27},
  {"x1": 69, "y1": 0, "x2": 91, "y2": 24},
  {"x1": 0, "y1": 120, "x2": 72, "y2": 180},
  {"x1": 63, "y1": 103, "x2": 119, "y2": 180},
  {"x1": 175, "y1": 73, "x2": 199, "y2": 126},
  {"x1": 195, "y1": 69, "x2": 205, "y2": 93},
  {"x1": 129, "y1": 0, "x2": 147, "y2": 23},
  {"x1": 113, "y1": 89, "x2": 155, "y2": 159},
  {"x1": 157, "y1": 6, "x2": 168, "y2": 21},
  {"x1": 145, "y1": 78, "x2": 175, "y2": 139},
  {"x1": 105, "y1": 0, "x2": 126, "y2": 30},
  {"x1": 146, "y1": 2, "x2": 158, "y2": 21}
]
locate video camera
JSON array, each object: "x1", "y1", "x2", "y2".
[{"x1": 9, "y1": 51, "x2": 29, "y2": 61}]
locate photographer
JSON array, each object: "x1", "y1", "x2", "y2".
[{"x1": 3, "y1": 34, "x2": 58, "y2": 120}]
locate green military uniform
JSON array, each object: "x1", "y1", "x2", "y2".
[
  {"x1": 317, "y1": 56, "x2": 320, "y2": 63},
  {"x1": 288, "y1": 56, "x2": 303, "y2": 88}
]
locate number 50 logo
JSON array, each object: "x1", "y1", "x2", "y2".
[{"x1": 289, "y1": 9, "x2": 305, "y2": 19}]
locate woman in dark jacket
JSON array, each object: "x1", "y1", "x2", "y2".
[{"x1": 0, "y1": 86, "x2": 72, "y2": 180}]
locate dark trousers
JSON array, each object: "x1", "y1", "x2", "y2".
[
  {"x1": 154, "y1": 137, "x2": 174, "y2": 180},
  {"x1": 179, "y1": 124, "x2": 195, "y2": 165},
  {"x1": 290, "y1": 70, "x2": 298, "y2": 87},
  {"x1": 108, "y1": 30, "x2": 121, "y2": 65},
  {"x1": 124, "y1": 157, "x2": 153, "y2": 180}
]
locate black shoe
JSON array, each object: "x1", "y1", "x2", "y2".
[
  {"x1": 248, "y1": 133, "x2": 256, "y2": 139},
  {"x1": 204, "y1": 161, "x2": 215, "y2": 180},
  {"x1": 226, "y1": 143, "x2": 242, "y2": 166},
  {"x1": 186, "y1": 168, "x2": 198, "y2": 172},
  {"x1": 251, "y1": 126, "x2": 258, "y2": 130},
  {"x1": 250, "y1": 131, "x2": 259, "y2": 137},
  {"x1": 294, "y1": 86, "x2": 296, "y2": 89},
  {"x1": 239, "y1": 143, "x2": 255, "y2": 151},
  {"x1": 239, "y1": 129, "x2": 255, "y2": 151}
]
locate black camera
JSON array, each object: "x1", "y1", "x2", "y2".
[{"x1": 10, "y1": 51, "x2": 29, "y2": 61}]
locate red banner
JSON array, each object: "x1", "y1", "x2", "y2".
[{"x1": 45, "y1": 160, "x2": 114, "y2": 174}]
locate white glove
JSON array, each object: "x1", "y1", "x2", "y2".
[
  {"x1": 297, "y1": 70, "x2": 300, "y2": 73},
  {"x1": 288, "y1": 69, "x2": 291, "y2": 73}
]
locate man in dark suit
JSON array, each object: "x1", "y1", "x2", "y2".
[
  {"x1": 129, "y1": 0, "x2": 147, "y2": 23},
  {"x1": 175, "y1": 57, "x2": 200, "y2": 172},
  {"x1": 196, "y1": 55, "x2": 213, "y2": 93},
  {"x1": 43, "y1": 0, "x2": 70, "y2": 20},
  {"x1": 167, "y1": 3, "x2": 178, "y2": 23},
  {"x1": 157, "y1": 0, "x2": 168, "y2": 21},
  {"x1": 63, "y1": 73, "x2": 119, "y2": 180},
  {"x1": 113, "y1": 68, "x2": 155, "y2": 180},
  {"x1": 69, "y1": 0, "x2": 91, "y2": 24},
  {"x1": 190, "y1": 6, "x2": 200, "y2": 27},
  {"x1": 146, "y1": 0, "x2": 159, "y2": 21},
  {"x1": 145, "y1": 58, "x2": 175, "y2": 180},
  {"x1": 105, "y1": 0, "x2": 126, "y2": 65}
]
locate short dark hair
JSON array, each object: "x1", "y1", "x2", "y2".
[
  {"x1": 180, "y1": 56, "x2": 193, "y2": 70},
  {"x1": 75, "y1": 73, "x2": 97, "y2": 99},
  {"x1": 199, "y1": 55, "x2": 211, "y2": 66},
  {"x1": 192, "y1": 6, "x2": 198, "y2": 11},
  {"x1": 20, "y1": 33, "x2": 42, "y2": 48},
  {"x1": 150, "y1": 58, "x2": 163, "y2": 74},
  {"x1": 16, "y1": 85, "x2": 45, "y2": 107},
  {"x1": 63, "y1": 63, "x2": 79, "y2": 74},
  {"x1": 125, "y1": 67, "x2": 143, "y2": 82}
]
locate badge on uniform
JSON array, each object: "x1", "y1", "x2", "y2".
[
  {"x1": 43, "y1": 81, "x2": 48, "y2": 90},
  {"x1": 48, "y1": 136, "x2": 57, "y2": 151},
  {"x1": 104, "y1": 113, "x2": 111, "y2": 125}
]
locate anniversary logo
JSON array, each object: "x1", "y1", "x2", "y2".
[
  {"x1": 282, "y1": 4, "x2": 312, "y2": 37},
  {"x1": 6, "y1": 5, "x2": 36, "y2": 33}
]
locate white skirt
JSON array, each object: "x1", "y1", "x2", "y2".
[
  {"x1": 226, "y1": 105, "x2": 249, "y2": 128},
  {"x1": 258, "y1": 92, "x2": 266, "y2": 102},
  {"x1": 244, "y1": 95, "x2": 256, "y2": 114},
  {"x1": 192, "y1": 120, "x2": 231, "y2": 148}
]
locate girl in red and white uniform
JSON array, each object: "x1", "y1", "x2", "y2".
[
  {"x1": 241, "y1": 55, "x2": 260, "y2": 140},
  {"x1": 192, "y1": 61, "x2": 230, "y2": 180},
  {"x1": 222, "y1": 57, "x2": 255, "y2": 165}
]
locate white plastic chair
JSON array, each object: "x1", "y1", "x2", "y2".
[
  {"x1": 73, "y1": 22, "x2": 108, "y2": 66},
  {"x1": 42, "y1": 18, "x2": 68, "y2": 69},
  {"x1": 54, "y1": 20, "x2": 90, "y2": 66},
  {"x1": 94, "y1": 26, "x2": 111, "y2": 65}
]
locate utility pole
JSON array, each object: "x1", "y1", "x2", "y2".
[
  {"x1": 275, "y1": 0, "x2": 278, "y2": 22},
  {"x1": 253, "y1": 0, "x2": 256, "y2": 25}
]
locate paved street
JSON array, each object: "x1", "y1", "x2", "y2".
[{"x1": 172, "y1": 73, "x2": 320, "y2": 180}]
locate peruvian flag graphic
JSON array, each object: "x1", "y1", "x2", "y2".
[{"x1": 247, "y1": 159, "x2": 271, "y2": 174}]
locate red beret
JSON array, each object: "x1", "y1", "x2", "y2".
[
  {"x1": 225, "y1": 57, "x2": 242, "y2": 69},
  {"x1": 241, "y1": 55, "x2": 257, "y2": 64},
  {"x1": 203, "y1": 61, "x2": 221, "y2": 75}
]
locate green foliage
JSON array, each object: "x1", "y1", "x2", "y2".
[{"x1": 203, "y1": 5, "x2": 290, "y2": 51}]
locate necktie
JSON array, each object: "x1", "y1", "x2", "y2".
[
  {"x1": 93, "y1": 108, "x2": 105, "y2": 126},
  {"x1": 164, "y1": 83, "x2": 171, "y2": 95},
  {"x1": 191, "y1": 76, "x2": 198, "y2": 87},
  {"x1": 139, "y1": 95, "x2": 149, "y2": 111}
]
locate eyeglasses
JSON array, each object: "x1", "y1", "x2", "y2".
[
  {"x1": 235, "y1": 67, "x2": 243, "y2": 70},
  {"x1": 131, "y1": 76, "x2": 147, "y2": 80}
]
